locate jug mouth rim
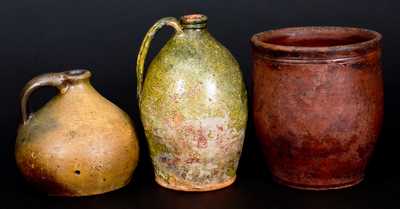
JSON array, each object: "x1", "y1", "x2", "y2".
[
  {"x1": 251, "y1": 26, "x2": 382, "y2": 60},
  {"x1": 180, "y1": 14, "x2": 207, "y2": 29},
  {"x1": 64, "y1": 69, "x2": 91, "y2": 80}
]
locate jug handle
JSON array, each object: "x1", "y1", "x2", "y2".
[
  {"x1": 20, "y1": 72, "x2": 69, "y2": 124},
  {"x1": 136, "y1": 17, "x2": 183, "y2": 104}
]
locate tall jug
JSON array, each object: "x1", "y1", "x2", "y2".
[
  {"x1": 16, "y1": 70, "x2": 139, "y2": 196},
  {"x1": 136, "y1": 14, "x2": 247, "y2": 191}
]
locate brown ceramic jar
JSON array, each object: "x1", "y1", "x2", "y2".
[{"x1": 251, "y1": 27, "x2": 383, "y2": 190}]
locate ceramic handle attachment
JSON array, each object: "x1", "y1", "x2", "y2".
[
  {"x1": 136, "y1": 17, "x2": 183, "y2": 104},
  {"x1": 20, "y1": 72, "x2": 69, "y2": 124}
]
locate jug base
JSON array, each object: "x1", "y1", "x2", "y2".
[
  {"x1": 273, "y1": 175, "x2": 364, "y2": 191},
  {"x1": 46, "y1": 179, "x2": 131, "y2": 197},
  {"x1": 155, "y1": 175, "x2": 236, "y2": 192}
]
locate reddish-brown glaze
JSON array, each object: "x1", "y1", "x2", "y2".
[{"x1": 251, "y1": 27, "x2": 383, "y2": 190}]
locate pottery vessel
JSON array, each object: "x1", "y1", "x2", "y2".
[
  {"x1": 136, "y1": 14, "x2": 247, "y2": 191},
  {"x1": 16, "y1": 70, "x2": 139, "y2": 196},
  {"x1": 251, "y1": 27, "x2": 383, "y2": 190}
]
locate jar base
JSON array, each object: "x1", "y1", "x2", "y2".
[
  {"x1": 155, "y1": 175, "x2": 236, "y2": 192},
  {"x1": 272, "y1": 175, "x2": 364, "y2": 191}
]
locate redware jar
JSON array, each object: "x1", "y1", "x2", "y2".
[{"x1": 251, "y1": 27, "x2": 383, "y2": 190}]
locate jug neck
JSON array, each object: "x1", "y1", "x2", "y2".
[
  {"x1": 180, "y1": 14, "x2": 208, "y2": 30},
  {"x1": 63, "y1": 69, "x2": 93, "y2": 90}
]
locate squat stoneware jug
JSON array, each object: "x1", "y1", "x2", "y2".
[
  {"x1": 16, "y1": 70, "x2": 139, "y2": 196},
  {"x1": 251, "y1": 27, "x2": 383, "y2": 190},
  {"x1": 137, "y1": 14, "x2": 247, "y2": 191}
]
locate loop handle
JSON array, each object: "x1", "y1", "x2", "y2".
[
  {"x1": 20, "y1": 72, "x2": 68, "y2": 123},
  {"x1": 136, "y1": 17, "x2": 183, "y2": 104}
]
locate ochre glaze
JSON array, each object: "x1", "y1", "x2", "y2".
[
  {"x1": 137, "y1": 14, "x2": 247, "y2": 191},
  {"x1": 16, "y1": 70, "x2": 139, "y2": 196}
]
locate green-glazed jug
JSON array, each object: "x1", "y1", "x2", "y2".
[{"x1": 136, "y1": 14, "x2": 247, "y2": 191}]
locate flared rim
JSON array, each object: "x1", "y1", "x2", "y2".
[{"x1": 251, "y1": 26, "x2": 382, "y2": 60}]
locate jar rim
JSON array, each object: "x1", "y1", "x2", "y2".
[{"x1": 251, "y1": 26, "x2": 382, "y2": 60}]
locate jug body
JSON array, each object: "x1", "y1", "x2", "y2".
[
  {"x1": 251, "y1": 27, "x2": 383, "y2": 190},
  {"x1": 16, "y1": 70, "x2": 139, "y2": 196},
  {"x1": 137, "y1": 14, "x2": 247, "y2": 191}
]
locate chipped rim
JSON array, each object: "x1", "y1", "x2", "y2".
[{"x1": 251, "y1": 26, "x2": 382, "y2": 60}]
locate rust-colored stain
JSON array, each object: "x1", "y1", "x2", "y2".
[{"x1": 251, "y1": 27, "x2": 383, "y2": 190}]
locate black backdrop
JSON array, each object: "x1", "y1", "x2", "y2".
[{"x1": 1, "y1": 0, "x2": 400, "y2": 208}]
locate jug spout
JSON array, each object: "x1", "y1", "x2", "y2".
[
  {"x1": 63, "y1": 69, "x2": 91, "y2": 82},
  {"x1": 180, "y1": 14, "x2": 207, "y2": 29}
]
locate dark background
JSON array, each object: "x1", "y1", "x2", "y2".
[{"x1": 1, "y1": 0, "x2": 399, "y2": 208}]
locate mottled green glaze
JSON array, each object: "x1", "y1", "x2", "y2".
[{"x1": 137, "y1": 14, "x2": 247, "y2": 191}]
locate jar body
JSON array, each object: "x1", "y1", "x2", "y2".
[
  {"x1": 16, "y1": 79, "x2": 139, "y2": 196},
  {"x1": 140, "y1": 30, "x2": 247, "y2": 191},
  {"x1": 251, "y1": 27, "x2": 383, "y2": 190}
]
